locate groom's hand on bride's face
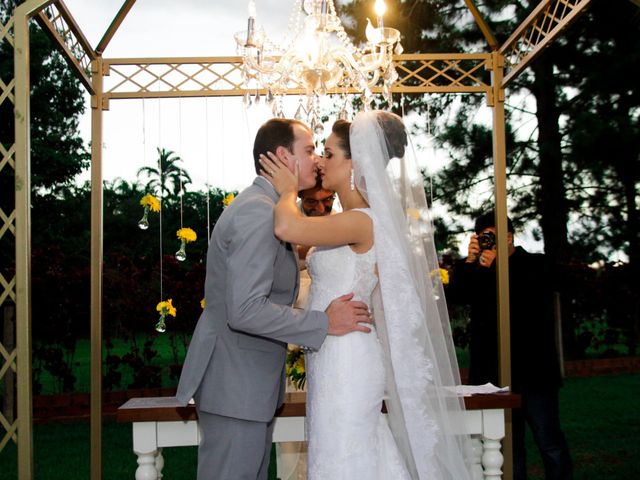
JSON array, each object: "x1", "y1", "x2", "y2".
[{"x1": 325, "y1": 293, "x2": 373, "y2": 336}]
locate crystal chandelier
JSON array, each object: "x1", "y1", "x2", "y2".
[{"x1": 234, "y1": 0, "x2": 402, "y2": 133}]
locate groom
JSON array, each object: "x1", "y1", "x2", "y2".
[{"x1": 176, "y1": 118, "x2": 372, "y2": 480}]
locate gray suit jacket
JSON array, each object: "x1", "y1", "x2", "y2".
[{"x1": 176, "y1": 177, "x2": 328, "y2": 422}]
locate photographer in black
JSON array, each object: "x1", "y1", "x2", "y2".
[{"x1": 448, "y1": 210, "x2": 572, "y2": 480}]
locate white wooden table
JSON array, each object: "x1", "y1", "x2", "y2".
[{"x1": 117, "y1": 391, "x2": 520, "y2": 480}]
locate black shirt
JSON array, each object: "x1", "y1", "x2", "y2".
[{"x1": 448, "y1": 246, "x2": 562, "y2": 391}]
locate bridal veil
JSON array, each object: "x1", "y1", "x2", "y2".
[{"x1": 350, "y1": 110, "x2": 472, "y2": 479}]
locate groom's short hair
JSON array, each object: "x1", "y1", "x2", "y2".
[{"x1": 253, "y1": 118, "x2": 310, "y2": 174}]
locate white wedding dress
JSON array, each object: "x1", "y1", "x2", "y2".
[{"x1": 305, "y1": 208, "x2": 411, "y2": 480}]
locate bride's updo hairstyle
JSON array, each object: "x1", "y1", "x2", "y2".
[
  {"x1": 375, "y1": 111, "x2": 407, "y2": 163},
  {"x1": 331, "y1": 119, "x2": 352, "y2": 159}
]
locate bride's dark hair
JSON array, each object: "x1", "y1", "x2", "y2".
[
  {"x1": 331, "y1": 119, "x2": 352, "y2": 158},
  {"x1": 376, "y1": 111, "x2": 407, "y2": 159}
]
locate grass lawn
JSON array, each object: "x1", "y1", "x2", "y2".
[{"x1": 1, "y1": 374, "x2": 638, "y2": 479}]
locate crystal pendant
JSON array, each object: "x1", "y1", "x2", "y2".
[
  {"x1": 243, "y1": 92, "x2": 253, "y2": 108},
  {"x1": 175, "y1": 239, "x2": 187, "y2": 262},
  {"x1": 294, "y1": 100, "x2": 305, "y2": 121},
  {"x1": 383, "y1": 83, "x2": 392, "y2": 104},
  {"x1": 254, "y1": 90, "x2": 261, "y2": 105},
  {"x1": 313, "y1": 120, "x2": 324, "y2": 136},
  {"x1": 137, "y1": 206, "x2": 149, "y2": 230},
  {"x1": 155, "y1": 313, "x2": 167, "y2": 333}
]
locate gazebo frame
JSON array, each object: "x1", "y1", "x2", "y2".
[{"x1": 1, "y1": 0, "x2": 592, "y2": 478}]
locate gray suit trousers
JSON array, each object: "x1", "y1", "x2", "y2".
[{"x1": 197, "y1": 407, "x2": 275, "y2": 480}]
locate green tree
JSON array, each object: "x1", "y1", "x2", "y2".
[{"x1": 137, "y1": 147, "x2": 193, "y2": 197}]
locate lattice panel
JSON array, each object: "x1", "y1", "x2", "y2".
[
  {"x1": 104, "y1": 54, "x2": 493, "y2": 100},
  {"x1": 393, "y1": 54, "x2": 491, "y2": 94},
  {"x1": 40, "y1": 3, "x2": 92, "y2": 77},
  {"x1": 0, "y1": 16, "x2": 17, "y2": 453},
  {"x1": 105, "y1": 59, "x2": 248, "y2": 98},
  {"x1": 501, "y1": 0, "x2": 592, "y2": 84}
]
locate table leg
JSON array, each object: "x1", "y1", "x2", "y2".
[
  {"x1": 133, "y1": 422, "x2": 160, "y2": 480},
  {"x1": 135, "y1": 450, "x2": 158, "y2": 480},
  {"x1": 155, "y1": 448, "x2": 164, "y2": 479},
  {"x1": 481, "y1": 409, "x2": 505, "y2": 479},
  {"x1": 468, "y1": 435, "x2": 484, "y2": 480}
]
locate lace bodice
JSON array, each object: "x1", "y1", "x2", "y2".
[
  {"x1": 303, "y1": 208, "x2": 411, "y2": 480},
  {"x1": 306, "y1": 243, "x2": 377, "y2": 311}
]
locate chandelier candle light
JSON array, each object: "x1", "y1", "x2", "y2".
[{"x1": 235, "y1": 0, "x2": 402, "y2": 127}]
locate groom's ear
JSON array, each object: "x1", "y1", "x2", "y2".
[{"x1": 275, "y1": 145, "x2": 291, "y2": 165}]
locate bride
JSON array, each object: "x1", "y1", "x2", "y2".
[{"x1": 260, "y1": 110, "x2": 471, "y2": 479}]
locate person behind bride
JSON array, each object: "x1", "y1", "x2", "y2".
[
  {"x1": 176, "y1": 117, "x2": 374, "y2": 480},
  {"x1": 259, "y1": 110, "x2": 472, "y2": 479}
]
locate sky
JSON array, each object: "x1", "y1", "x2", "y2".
[{"x1": 65, "y1": 0, "x2": 324, "y2": 191}]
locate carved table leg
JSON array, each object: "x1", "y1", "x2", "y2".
[
  {"x1": 135, "y1": 450, "x2": 158, "y2": 480},
  {"x1": 481, "y1": 409, "x2": 506, "y2": 479},
  {"x1": 468, "y1": 434, "x2": 484, "y2": 480},
  {"x1": 155, "y1": 448, "x2": 164, "y2": 479},
  {"x1": 482, "y1": 437, "x2": 504, "y2": 479}
]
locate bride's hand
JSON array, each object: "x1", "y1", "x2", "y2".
[{"x1": 259, "y1": 152, "x2": 299, "y2": 195}]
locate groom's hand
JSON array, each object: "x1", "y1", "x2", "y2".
[{"x1": 325, "y1": 293, "x2": 372, "y2": 336}]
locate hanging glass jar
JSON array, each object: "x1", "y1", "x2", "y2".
[
  {"x1": 155, "y1": 299, "x2": 176, "y2": 333},
  {"x1": 138, "y1": 205, "x2": 150, "y2": 230},
  {"x1": 138, "y1": 194, "x2": 161, "y2": 230},
  {"x1": 175, "y1": 227, "x2": 197, "y2": 262}
]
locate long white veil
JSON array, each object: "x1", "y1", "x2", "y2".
[{"x1": 350, "y1": 110, "x2": 471, "y2": 479}]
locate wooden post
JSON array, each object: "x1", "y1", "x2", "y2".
[
  {"x1": 90, "y1": 57, "x2": 105, "y2": 480},
  {"x1": 2, "y1": 304, "x2": 15, "y2": 424},
  {"x1": 489, "y1": 50, "x2": 513, "y2": 480}
]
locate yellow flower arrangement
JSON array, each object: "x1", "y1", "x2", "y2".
[
  {"x1": 176, "y1": 227, "x2": 197, "y2": 243},
  {"x1": 285, "y1": 346, "x2": 306, "y2": 390},
  {"x1": 156, "y1": 299, "x2": 177, "y2": 317},
  {"x1": 155, "y1": 298, "x2": 176, "y2": 333},
  {"x1": 140, "y1": 194, "x2": 161, "y2": 212},
  {"x1": 430, "y1": 268, "x2": 450, "y2": 286},
  {"x1": 439, "y1": 268, "x2": 450, "y2": 285},
  {"x1": 200, "y1": 298, "x2": 205, "y2": 309},
  {"x1": 222, "y1": 193, "x2": 235, "y2": 207},
  {"x1": 138, "y1": 194, "x2": 161, "y2": 230}
]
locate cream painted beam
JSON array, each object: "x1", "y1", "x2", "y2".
[
  {"x1": 101, "y1": 53, "x2": 493, "y2": 101},
  {"x1": 500, "y1": 0, "x2": 592, "y2": 87},
  {"x1": 488, "y1": 50, "x2": 513, "y2": 479},
  {"x1": 464, "y1": 0, "x2": 499, "y2": 50},
  {"x1": 90, "y1": 57, "x2": 106, "y2": 480},
  {"x1": 35, "y1": 11, "x2": 94, "y2": 93},
  {"x1": 14, "y1": 2, "x2": 56, "y2": 478},
  {"x1": 96, "y1": 0, "x2": 137, "y2": 55},
  {"x1": 55, "y1": 0, "x2": 96, "y2": 59}
]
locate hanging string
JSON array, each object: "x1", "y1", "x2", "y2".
[
  {"x1": 205, "y1": 97, "x2": 211, "y2": 243},
  {"x1": 142, "y1": 99, "x2": 147, "y2": 170},
  {"x1": 220, "y1": 97, "x2": 226, "y2": 191},
  {"x1": 178, "y1": 97, "x2": 184, "y2": 229},
  {"x1": 158, "y1": 93, "x2": 163, "y2": 303}
]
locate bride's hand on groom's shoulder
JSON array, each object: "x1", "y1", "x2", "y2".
[{"x1": 259, "y1": 152, "x2": 298, "y2": 195}]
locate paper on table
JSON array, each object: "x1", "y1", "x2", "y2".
[{"x1": 446, "y1": 383, "x2": 510, "y2": 397}]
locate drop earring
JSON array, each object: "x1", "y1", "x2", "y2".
[{"x1": 350, "y1": 168, "x2": 355, "y2": 191}]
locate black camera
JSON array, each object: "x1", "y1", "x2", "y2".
[{"x1": 477, "y1": 231, "x2": 496, "y2": 251}]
